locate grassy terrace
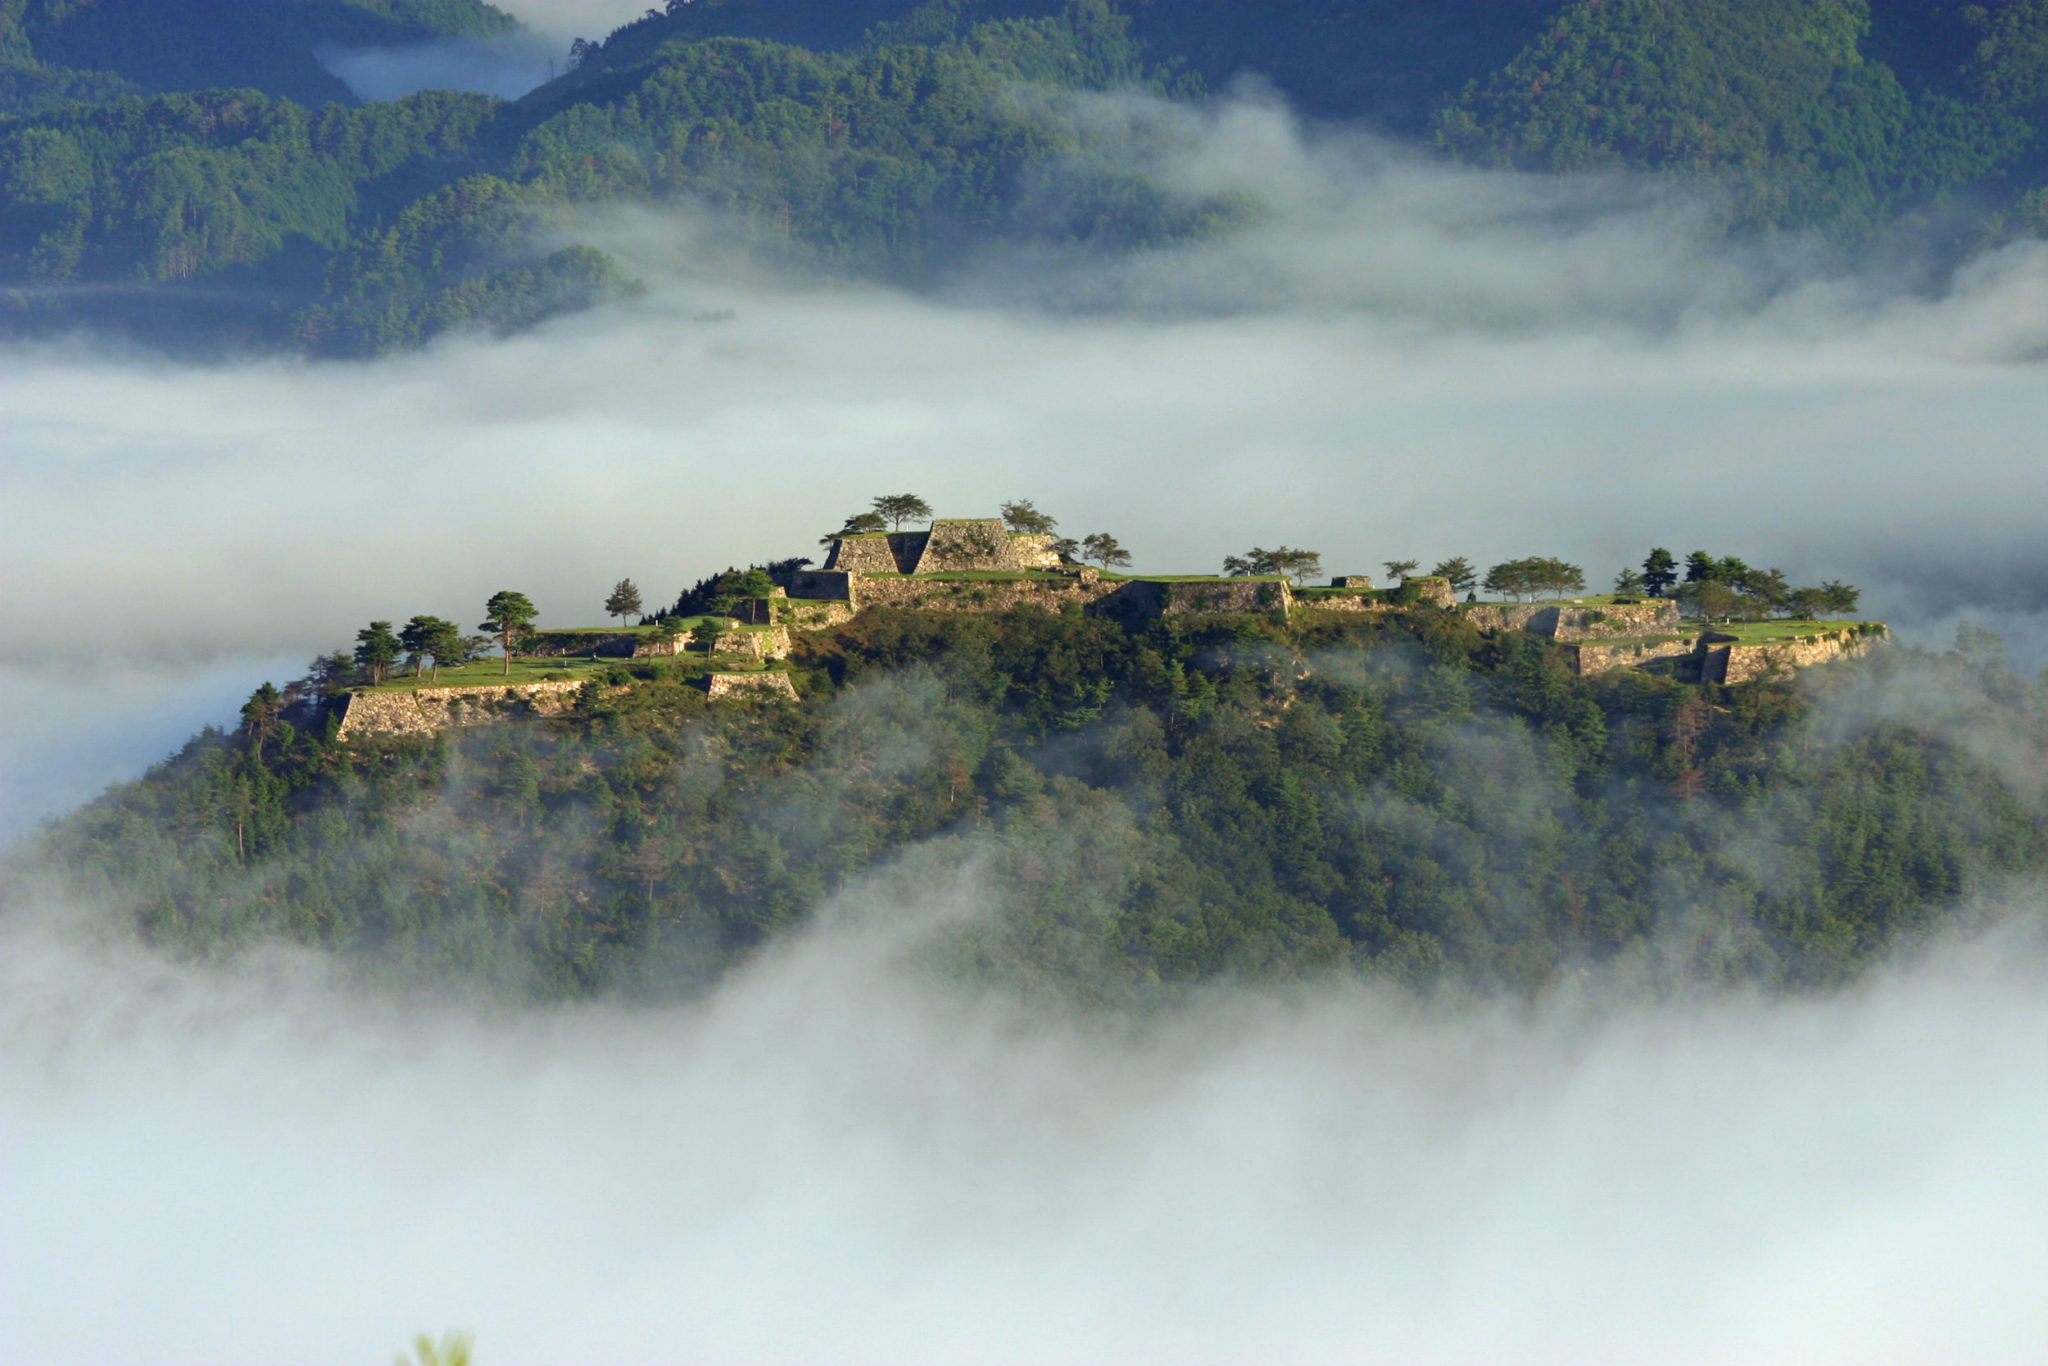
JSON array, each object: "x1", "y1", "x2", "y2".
[{"x1": 1703, "y1": 621, "x2": 1879, "y2": 644}]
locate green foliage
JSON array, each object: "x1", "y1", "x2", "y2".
[
  {"x1": 1431, "y1": 0, "x2": 2030, "y2": 233},
  {"x1": 7, "y1": 0, "x2": 2048, "y2": 348},
  {"x1": 18, "y1": 610, "x2": 2044, "y2": 1002}
]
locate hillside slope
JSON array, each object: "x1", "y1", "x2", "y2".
[{"x1": 4, "y1": 0, "x2": 2048, "y2": 352}]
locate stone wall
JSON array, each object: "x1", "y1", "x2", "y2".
[
  {"x1": 776, "y1": 596, "x2": 856, "y2": 628},
  {"x1": 1294, "y1": 592, "x2": 1392, "y2": 617},
  {"x1": 789, "y1": 570, "x2": 855, "y2": 603},
  {"x1": 910, "y1": 519, "x2": 1062, "y2": 573},
  {"x1": 824, "y1": 536, "x2": 904, "y2": 574},
  {"x1": 1091, "y1": 578, "x2": 1294, "y2": 619},
  {"x1": 1703, "y1": 629, "x2": 1888, "y2": 684},
  {"x1": 709, "y1": 627, "x2": 793, "y2": 660},
  {"x1": 852, "y1": 572, "x2": 1116, "y2": 615},
  {"x1": 1330, "y1": 575, "x2": 1376, "y2": 589},
  {"x1": 336, "y1": 679, "x2": 587, "y2": 738},
  {"x1": 705, "y1": 672, "x2": 800, "y2": 701},
  {"x1": 1466, "y1": 599, "x2": 1679, "y2": 640},
  {"x1": 1565, "y1": 637, "x2": 1697, "y2": 676}
]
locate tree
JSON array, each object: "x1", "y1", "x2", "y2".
[
  {"x1": 354, "y1": 621, "x2": 401, "y2": 684},
  {"x1": 871, "y1": 494, "x2": 933, "y2": 530},
  {"x1": 822, "y1": 511, "x2": 886, "y2": 545},
  {"x1": 1613, "y1": 568, "x2": 1648, "y2": 596},
  {"x1": 1226, "y1": 546, "x2": 1320, "y2": 583},
  {"x1": 1642, "y1": 547, "x2": 1679, "y2": 597},
  {"x1": 604, "y1": 578, "x2": 643, "y2": 628},
  {"x1": 303, "y1": 651, "x2": 357, "y2": 699},
  {"x1": 400, "y1": 615, "x2": 455, "y2": 678},
  {"x1": 1000, "y1": 500, "x2": 1059, "y2": 536},
  {"x1": 426, "y1": 619, "x2": 468, "y2": 680},
  {"x1": 1079, "y1": 532, "x2": 1131, "y2": 570},
  {"x1": 239, "y1": 682, "x2": 283, "y2": 753},
  {"x1": 1051, "y1": 536, "x2": 1080, "y2": 563},
  {"x1": 1787, "y1": 586, "x2": 1828, "y2": 620},
  {"x1": 691, "y1": 619, "x2": 724, "y2": 652},
  {"x1": 1820, "y1": 579, "x2": 1861, "y2": 617},
  {"x1": 480, "y1": 591, "x2": 537, "y2": 677},
  {"x1": 401, "y1": 615, "x2": 463, "y2": 681},
  {"x1": 1431, "y1": 557, "x2": 1477, "y2": 595},
  {"x1": 1482, "y1": 560, "x2": 1530, "y2": 601},
  {"x1": 1684, "y1": 550, "x2": 1717, "y2": 583},
  {"x1": 1383, "y1": 559, "x2": 1420, "y2": 582}
]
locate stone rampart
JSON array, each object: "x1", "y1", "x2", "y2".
[
  {"x1": 1703, "y1": 629, "x2": 1888, "y2": 684},
  {"x1": 1466, "y1": 599, "x2": 1679, "y2": 640},
  {"x1": 529, "y1": 630, "x2": 685, "y2": 658},
  {"x1": 853, "y1": 572, "x2": 1116, "y2": 615},
  {"x1": 336, "y1": 679, "x2": 587, "y2": 739},
  {"x1": 705, "y1": 672, "x2": 799, "y2": 701},
  {"x1": 777, "y1": 596, "x2": 856, "y2": 628},
  {"x1": 709, "y1": 627, "x2": 793, "y2": 660},
  {"x1": 1092, "y1": 579, "x2": 1293, "y2": 619},
  {"x1": 1294, "y1": 593, "x2": 1392, "y2": 617},
  {"x1": 824, "y1": 536, "x2": 904, "y2": 574},
  {"x1": 1565, "y1": 638, "x2": 1697, "y2": 677},
  {"x1": 910, "y1": 520, "x2": 1062, "y2": 573}
]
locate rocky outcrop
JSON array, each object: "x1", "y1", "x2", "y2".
[
  {"x1": 337, "y1": 680, "x2": 587, "y2": 738},
  {"x1": 705, "y1": 672, "x2": 799, "y2": 701}
]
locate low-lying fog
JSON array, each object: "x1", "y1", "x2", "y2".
[
  {"x1": 3, "y1": 889, "x2": 2045, "y2": 1364},
  {"x1": 6, "y1": 42, "x2": 2048, "y2": 1362},
  {"x1": 5, "y1": 91, "x2": 2048, "y2": 841}
]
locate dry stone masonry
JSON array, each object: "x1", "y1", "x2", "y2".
[{"x1": 336, "y1": 680, "x2": 586, "y2": 738}]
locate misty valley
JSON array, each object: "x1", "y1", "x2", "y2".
[{"x1": 5, "y1": 1, "x2": 2048, "y2": 1362}]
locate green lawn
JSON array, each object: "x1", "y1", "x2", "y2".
[
  {"x1": 1704, "y1": 620, "x2": 1874, "y2": 644},
  {"x1": 360, "y1": 656, "x2": 621, "y2": 692}
]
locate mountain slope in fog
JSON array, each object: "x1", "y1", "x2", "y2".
[
  {"x1": 15, "y1": 605, "x2": 2044, "y2": 1002},
  {"x1": 5, "y1": 0, "x2": 2048, "y2": 352}
]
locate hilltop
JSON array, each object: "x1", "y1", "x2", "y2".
[{"x1": 19, "y1": 499, "x2": 2029, "y2": 1010}]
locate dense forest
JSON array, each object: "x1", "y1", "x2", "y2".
[
  {"x1": 5, "y1": 0, "x2": 2048, "y2": 352},
  {"x1": 15, "y1": 605, "x2": 2045, "y2": 1004}
]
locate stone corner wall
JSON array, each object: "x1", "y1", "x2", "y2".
[
  {"x1": 1707, "y1": 629, "x2": 1887, "y2": 685},
  {"x1": 705, "y1": 672, "x2": 799, "y2": 701},
  {"x1": 824, "y1": 536, "x2": 901, "y2": 574},
  {"x1": 710, "y1": 627, "x2": 793, "y2": 660},
  {"x1": 336, "y1": 679, "x2": 587, "y2": 739}
]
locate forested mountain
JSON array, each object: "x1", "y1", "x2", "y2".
[
  {"x1": 17, "y1": 608, "x2": 2043, "y2": 1002},
  {"x1": 5, "y1": 0, "x2": 2048, "y2": 353}
]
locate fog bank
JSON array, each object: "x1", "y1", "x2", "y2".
[
  {"x1": 2, "y1": 895, "x2": 2044, "y2": 1364},
  {"x1": 6, "y1": 95, "x2": 2048, "y2": 841}
]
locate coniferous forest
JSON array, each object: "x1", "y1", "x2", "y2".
[
  {"x1": 24, "y1": 602, "x2": 2046, "y2": 1002},
  {"x1": 7, "y1": 0, "x2": 2048, "y2": 353}
]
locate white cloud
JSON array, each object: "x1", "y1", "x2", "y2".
[
  {"x1": 4, "y1": 94, "x2": 2046, "y2": 839},
  {"x1": 2, "y1": 894, "x2": 2044, "y2": 1364}
]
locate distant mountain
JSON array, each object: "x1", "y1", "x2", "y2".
[
  {"x1": 3, "y1": 0, "x2": 2046, "y2": 354},
  {"x1": 0, "y1": 0, "x2": 516, "y2": 111}
]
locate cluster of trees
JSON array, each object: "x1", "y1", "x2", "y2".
[
  {"x1": 13, "y1": 0, "x2": 2048, "y2": 352},
  {"x1": 28, "y1": 603, "x2": 2043, "y2": 1006},
  {"x1": 1613, "y1": 549, "x2": 1861, "y2": 621},
  {"x1": 1480, "y1": 557, "x2": 1587, "y2": 601},
  {"x1": 1224, "y1": 546, "x2": 1322, "y2": 583}
]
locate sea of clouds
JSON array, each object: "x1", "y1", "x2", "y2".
[
  {"x1": 5, "y1": 37, "x2": 2048, "y2": 1362},
  {"x1": 3, "y1": 880, "x2": 2045, "y2": 1364}
]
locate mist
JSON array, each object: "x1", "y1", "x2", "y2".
[
  {"x1": 3, "y1": 880, "x2": 2044, "y2": 1364},
  {"x1": 8, "y1": 91, "x2": 2048, "y2": 839}
]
